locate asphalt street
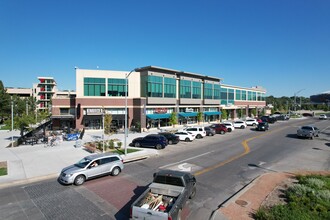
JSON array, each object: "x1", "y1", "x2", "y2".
[{"x1": 0, "y1": 117, "x2": 329, "y2": 220}]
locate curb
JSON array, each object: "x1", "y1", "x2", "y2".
[
  {"x1": 209, "y1": 174, "x2": 261, "y2": 220},
  {"x1": 0, "y1": 153, "x2": 153, "y2": 189},
  {"x1": 0, "y1": 173, "x2": 58, "y2": 189}
]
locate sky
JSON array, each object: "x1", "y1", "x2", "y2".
[{"x1": 0, "y1": 0, "x2": 329, "y2": 98}]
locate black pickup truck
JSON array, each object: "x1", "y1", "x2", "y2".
[{"x1": 130, "y1": 170, "x2": 197, "y2": 220}]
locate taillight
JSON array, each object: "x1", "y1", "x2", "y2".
[{"x1": 168, "y1": 217, "x2": 172, "y2": 220}]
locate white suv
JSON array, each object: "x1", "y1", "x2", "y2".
[
  {"x1": 233, "y1": 120, "x2": 247, "y2": 129},
  {"x1": 221, "y1": 121, "x2": 235, "y2": 132},
  {"x1": 182, "y1": 126, "x2": 207, "y2": 139},
  {"x1": 245, "y1": 118, "x2": 259, "y2": 126}
]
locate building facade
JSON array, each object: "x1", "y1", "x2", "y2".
[
  {"x1": 51, "y1": 66, "x2": 266, "y2": 131},
  {"x1": 33, "y1": 77, "x2": 57, "y2": 111}
]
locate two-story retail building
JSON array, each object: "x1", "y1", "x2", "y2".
[{"x1": 51, "y1": 66, "x2": 266, "y2": 130}]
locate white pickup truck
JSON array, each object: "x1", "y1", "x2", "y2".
[{"x1": 130, "y1": 170, "x2": 196, "y2": 220}]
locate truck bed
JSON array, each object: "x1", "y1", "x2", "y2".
[{"x1": 136, "y1": 183, "x2": 184, "y2": 213}]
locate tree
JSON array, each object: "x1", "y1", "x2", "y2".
[
  {"x1": 0, "y1": 81, "x2": 11, "y2": 123},
  {"x1": 197, "y1": 112, "x2": 203, "y2": 124},
  {"x1": 221, "y1": 110, "x2": 228, "y2": 120},
  {"x1": 15, "y1": 113, "x2": 35, "y2": 137},
  {"x1": 169, "y1": 112, "x2": 178, "y2": 127},
  {"x1": 104, "y1": 113, "x2": 113, "y2": 135}
]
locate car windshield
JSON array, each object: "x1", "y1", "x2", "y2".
[{"x1": 75, "y1": 158, "x2": 91, "y2": 168}]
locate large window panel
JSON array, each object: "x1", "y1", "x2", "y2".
[
  {"x1": 204, "y1": 83, "x2": 213, "y2": 99},
  {"x1": 180, "y1": 80, "x2": 191, "y2": 98},
  {"x1": 192, "y1": 81, "x2": 201, "y2": 99},
  {"x1": 164, "y1": 77, "x2": 176, "y2": 98},
  {"x1": 108, "y1": 78, "x2": 126, "y2": 96},
  {"x1": 84, "y1": 77, "x2": 106, "y2": 96},
  {"x1": 214, "y1": 84, "x2": 220, "y2": 100}
]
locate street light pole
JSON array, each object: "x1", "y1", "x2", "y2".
[
  {"x1": 102, "y1": 108, "x2": 105, "y2": 153},
  {"x1": 294, "y1": 89, "x2": 305, "y2": 113},
  {"x1": 11, "y1": 97, "x2": 14, "y2": 147},
  {"x1": 124, "y1": 69, "x2": 136, "y2": 156},
  {"x1": 26, "y1": 99, "x2": 28, "y2": 115}
]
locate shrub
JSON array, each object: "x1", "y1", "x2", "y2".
[{"x1": 108, "y1": 139, "x2": 114, "y2": 149}]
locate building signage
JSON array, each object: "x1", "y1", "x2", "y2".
[
  {"x1": 86, "y1": 108, "x2": 102, "y2": 115},
  {"x1": 154, "y1": 108, "x2": 168, "y2": 114},
  {"x1": 185, "y1": 108, "x2": 194, "y2": 113}
]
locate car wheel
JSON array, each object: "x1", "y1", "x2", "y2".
[
  {"x1": 168, "y1": 140, "x2": 173, "y2": 145},
  {"x1": 134, "y1": 142, "x2": 140, "y2": 147},
  {"x1": 240, "y1": 125, "x2": 245, "y2": 129},
  {"x1": 189, "y1": 186, "x2": 196, "y2": 199},
  {"x1": 111, "y1": 167, "x2": 121, "y2": 176},
  {"x1": 220, "y1": 130, "x2": 225, "y2": 135},
  {"x1": 252, "y1": 123, "x2": 256, "y2": 126},
  {"x1": 74, "y1": 175, "x2": 86, "y2": 186},
  {"x1": 185, "y1": 138, "x2": 190, "y2": 142},
  {"x1": 155, "y1": 144, "x2": 162, "y2": 150},
  {"x1": 228, "y1": 128, "x2": 232, "y2": 132},
  {"x1": 196, "y1": 134, "x2": 202, "y2": 139}
]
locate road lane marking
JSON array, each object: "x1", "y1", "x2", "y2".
[{"x1": 159, "y1": 152, "x2": 212, "y2": 169}]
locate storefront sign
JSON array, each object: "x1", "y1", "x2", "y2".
[
  {"x1": 154, "y1": 108, "x2": 168, "y2": 114},
  {"x1": 185, "y1": 108, "x2": 193, "y2": 112},
  {"x1": 86, "y1": 108, "x2": 102, "y2": 115}
]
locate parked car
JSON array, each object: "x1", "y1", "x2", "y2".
[
  {"x1": 297, "y1": 126, "x2": 320, "y2": 139},
  {"x1": 209, "y1": 123, "x2": 227, "y2": 134},
  {"x1": 131, "y1": 134, "x2": 168, "y2": 149},
  {"x1": 174, "y1": 131, "x2": 195, "y2": 142},
  {"x1": 221, "y1": 122, "x2": 235, "y2": 132},
  {"x1": 204, "y1": 126, "x2": 216, "y2": 136},
  {"x1": 319, "y1": 114, "x2": 327, "y2": 120},
  {"x1": 275, "y1": 114, "x2": 290, "y2": 120},
  {"x1": 245, "y1": 118, "x2": 259, "y2": 126},
  {"x1": 255, "y1": 122, "x2": 269, "y2": 131},
  {"x1": 58, "y1": 152, "x2": 124, "y2": 186},
  {"x1": 260, "y1": 115, "x2": 277, "y2": 124},
  {"x1": 182, "y1": 127, "x2": 206, "y2": 139},
  {"x1": 158, "y1": 132, "x2": 180, "y2": 145},
  {"x1": 233, "y1": 120, "x2": 247, "y2": 129}
]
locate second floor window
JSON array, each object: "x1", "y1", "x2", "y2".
[
  {"x1": 84, "y1": 78, "x2": 106, "y2": 96},
  {"x1": 108, "y1": 78, "x2": 126, "y2": 97}
]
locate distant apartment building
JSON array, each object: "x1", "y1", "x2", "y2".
[
  {"x1": 6, "y1": 88, "x2": 33, "y2": 98},
  {"x1": 33, "y1": 77, "x2": 57, "y2": 111},
  {"x1": 51, "y1": 66, "x2": 267, "y2": 131}
]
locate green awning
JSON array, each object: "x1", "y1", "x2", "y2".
[
  {"x1": 146, "y1": 113, "x2": 171, "y2": 120},
  {"x1": 204, "y1": 111, "x2": 221, "y2": 116},
  {"x1": 178, "y1": 112, "x2": 198, "y2": 117}
]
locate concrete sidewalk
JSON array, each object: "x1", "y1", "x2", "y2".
[{"x1": 0, "y1": 129, "x2": 160, "y2": 188}]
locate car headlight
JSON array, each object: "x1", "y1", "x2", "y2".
[{"x1": 64, "y1": 173, "x2": 73, "y2": 177}]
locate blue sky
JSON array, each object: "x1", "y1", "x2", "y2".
[{"x1": 0, "y1": 0, "x2": 329, "y2": 97}]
